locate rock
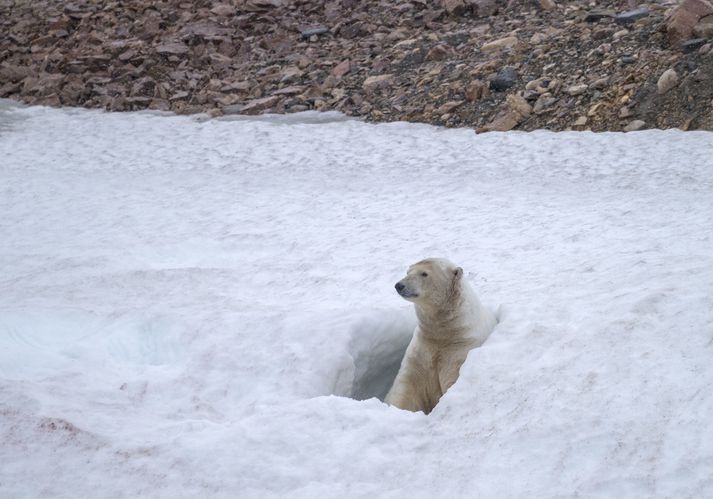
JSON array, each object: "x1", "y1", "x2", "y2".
[
  {"x1": 155, "y1": 42, "x2": 189, "y2": 55},
  {"x1": 242, "y1": 0, "x2": 284, "y2": 12},
  {"x1": 667, "y1": 0, "x2": 713, "y2": 45},
  {"x1": 657, "y1": 69, "x2": 679, "y2": 94},
  {"x1": 181, "y1": 21, "x2": 233, "y2": 41},
  {"x1": 585, "y1": 10, "x2": 616, "y2": 22},
  {"x1": 331, "y1": 59, "x2": 351, "y2": 79},
  {"x1": 280, "y1": 67, "x2": 304, "y2": 83},
  {"x1": 477, "y1": 94, "x2": 530, "y2": 133},
  {"x1": 590, "y1": 77, "x2": 609, "y2": 90},
  {"x1": 574, "y1": 116, "x2": 588, "y2": 127},
  {"x1": 426, "y1": 44, "x2": 452, "y2": 61},
  {"x1": 682, "y1": 38, "x2": 707, "y2": 53},
  {"x1": 272, "y1": 86, "x2": 305, "y2": 95},
  {"x1": 533, "y1": 94, "x2": 558, "y2": 114},
  {"x1": 362, "y1": 74, "x2": 395, "y2": 94},
  {"x1": 615, "y1": 8, "x2": 649, "y2": 25},
  {"x1": 238, "y1": 95, "x2": 282, "y2": 114},
  {"x1": 623, "y1": 119, "x2": 646, "y2": 132},
  {"x1": 506, "y1": 94, "x2": 531, "y2": 118},
  {"x1": 469, "y1": 0, "x2": 498, "y2": 17},
  {"x1": 465, "y1": 80, "x2": 489, "y2": 101},
  {"x1": 537, "y1": 0, "x2": 556, "y2": 11},
  {"x1": 301, "y1": 26, "x2": 330, "y2": 39},
  {"x1": 567, "y1": 84, "x2": 588, "y2": 96},
  {"x1": 694, "y1": 14, "x2": 713, "y2": 38},
  {"x1": 436, "y1": 100, "x2": 464, "y2": 115},
  {"x1": 0, "y1": 64, "x2": 30, "y2": 83},
  {"x1": 621, "y1": 55, "x2": 636, "y2": 64},
  {"x1": 489, "y1": 67, "x2": 518, "y2": 91},
  {"x1": 481, "y1": 36, "x2": 519, "y2": 53},
  {"x1": 118, "y1": 49, "x2": 137, "y2": 61},
  {"x1": 619, "y1": 106, "x2": 632, "y2": 118},
  {"x1": 613, "y1": 29, "x2": 629, "y2": 40},
  {"x1": 477, "y1": 112, "x2": 519, "y2": 132},
  {"x1": 211, "y1": 4, "x2": 237, "y2": 16},
  {"x1": 443, "y1": 0, "x2": 467, "y2": 15}
]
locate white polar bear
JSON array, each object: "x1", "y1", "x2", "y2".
[{"x1": 385, "y1": 258, "x2": 497, "y2": 414}]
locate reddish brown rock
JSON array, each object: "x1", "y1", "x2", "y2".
[
  {"x1": 426, "y1": 44, "x2": 452, "y2": 61},
  {"x1": 362, "y1": 74, "x2": 395, "y2": 95},
  {"x1": 155, "y1": 42, "x2": 189, "y2": 55},
  {"x1": 666, "y1": 0, "x2": 713, "y2": 45},
  {"x1": 331, "y1": 59, "x2": 351, "y2": 79},
  {"x1": 238, "y1": 95, "x2": 281, "y2": 114},
  {"x1": 465, "y1": 80, "x2": 489, "y2": 101}
]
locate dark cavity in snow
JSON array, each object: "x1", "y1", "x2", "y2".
[{"x1": 334, "y1": 310, "x2": 414, "y2": 401}]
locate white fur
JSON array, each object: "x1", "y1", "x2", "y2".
[{"x1": 385, "y1": 258, "x2": 496, "y2": 414}]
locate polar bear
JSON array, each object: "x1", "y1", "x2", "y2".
[{"x1": 385, "y1": 258, "x2": 497, "y2": 414}]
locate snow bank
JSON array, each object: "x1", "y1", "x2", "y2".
[{"x1": 1, "y1": 99, "x2": 713, "y2": 498}]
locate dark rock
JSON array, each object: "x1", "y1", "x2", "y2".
[
  {"x1": 301, "y1": 26, "x2": 330, "y2": 39},
  {"x1": 615, "y1": 8, "x2": 649, "y2": 25},
  {"x1": 585, "y1": 10, "x2": 616, "y2": 23},
  {"x1": 489, "y1": 67, "x2": 518, "y2": 91},
  {"x1": 442, "y1": 0, "x2": 468, "y2": 16},
  {"x1": 681, "y1": 38, "x2": 707, "y2": 52}
]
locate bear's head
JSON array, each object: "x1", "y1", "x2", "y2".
[{"x1": 394, "y1": 258, "x2": 463, "y2": 307}]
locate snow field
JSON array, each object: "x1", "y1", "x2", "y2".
[{"x1": 1, "y1": 100, "x2": 713, "y2": 498}]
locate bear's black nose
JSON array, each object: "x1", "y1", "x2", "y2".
[{"x1": 395, "y1": 282, "x2": 405, "y2": 292}]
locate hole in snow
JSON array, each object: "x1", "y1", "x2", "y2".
[{"x1": 331, "y1": 309, "x2": 416, "y2": 402}]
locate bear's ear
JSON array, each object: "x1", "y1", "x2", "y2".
[{"x1": 453, "y1": 267, "x2": 463, "y2": 280}]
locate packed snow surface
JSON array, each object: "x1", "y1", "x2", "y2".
[{"x1": 1, "y1": 99, "x2": 713, "y2": 498}]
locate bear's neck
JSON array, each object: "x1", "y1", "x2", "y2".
[{"x1": 414, "y1": 284, "x2": 474, "y2": 343}]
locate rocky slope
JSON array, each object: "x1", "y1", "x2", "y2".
[{"x1": 1, "y1": 0, "x2": 713, "y2": 131}]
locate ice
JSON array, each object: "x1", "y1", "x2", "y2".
[{"x1": 1, "y1": 99, "x2": 713, "y2": 498}]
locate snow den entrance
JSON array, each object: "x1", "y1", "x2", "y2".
[{"x1": 332, "y1": 310, "x2": 415, "y2": 402}]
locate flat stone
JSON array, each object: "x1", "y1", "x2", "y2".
[
  {"x1": 567, "y1": 84, "x2": 588, "y2": 96},
  {"x1": 155, "y1": 42, "x2": 189, "y2": 55},
  {"x1": 436, "y1": 100, "x2": 464, "y2": 115},
  {"x1": 585, "y1": 10, "x2": 616, "y2": 22},
  {"x1": 237, "y1": 95, "x2": 282, "y2": 114},
  {"x1": 682, "y1": 38, "x2": 707, "y2": 52},
  {"x1": 331, "y1": 59, "x2": 351, "y2": 78},
  {"x1": 301, "y1": 26, "x2": 330, "y2": 39},
  {"x1": 481, "y1": 36, "x2": 518, "y2": 53},
  {"x1": 362, "y1": 74, "x2": 395, "y2": 94},
  {"x1": 272, "y1": 86, "x2": 305, "y2": 95},
  {"x1": 615, "y1": 8, "x2": 649, "y2": 24},
  {"x1": 623, "y1": 119, "x2": 646, "y2": 132}
]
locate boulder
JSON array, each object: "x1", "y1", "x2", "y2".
[{"x1": 667, "y1": 0, "x2": 713, "y2": 45}]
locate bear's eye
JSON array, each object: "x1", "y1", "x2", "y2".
[{"x1": 421, "y1": 272, "x2": 428, "y2": 277}]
